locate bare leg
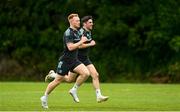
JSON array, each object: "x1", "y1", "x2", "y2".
[
  {"x1": 86, "y1": 64, "x2": 109, "y2": 103},
  {"x1": 73, "y1": 64, "x2": 90, "y2": 86},
  {"x1": 69, "y1": 64, "x2": 90, "y2": 103},
  {"x1": 64, "y1": 72, "x2": 77, "y2": 83},
  {"x1": 86, "y1": 64, "x2": 100, "y2": 90},
  {"x1": 44, "y1": 74, "x2": 64, "y2": 95},
  {"x1": 41, "y1": 74, "x2": 64, "y2": 109}
]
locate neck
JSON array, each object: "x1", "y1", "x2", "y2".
[
  {"x1": 70, "y1": 25, "x2": 77, "y2": 30},
  {"x1": 83, "y1": 26, "x2": 90, "y2": 32}
]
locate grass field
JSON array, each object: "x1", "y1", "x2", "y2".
[{"x1": 0, "y1": 82, "x2": 180, "y2": 111}]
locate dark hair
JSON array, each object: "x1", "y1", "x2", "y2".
[{"x1": 81, "y1": 16, "x2": 93, "y2": 23}]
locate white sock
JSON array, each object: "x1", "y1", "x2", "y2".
[
  {"x1": 72, "y1": 83, "x2": 79, "y2": 91},
  {"x1": 44, "y1": 93, "x2": 48, "y2": 98},
  {"x1": 96, "y1": 89, "x2": 102, "y2": 98}
]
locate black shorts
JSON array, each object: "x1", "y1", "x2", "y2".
[
  {"x1": 56, "y1": 59, "x2": 81, "y2": 76},
  {"x1": 79, "y1": 57, "x2": 92, "y2": 66}
]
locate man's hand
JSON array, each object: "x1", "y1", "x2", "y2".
[
  {"x1": 90, "y1": 40, "x2": 96, "y2": 46},
  {"x1": 80, "y1": 35, "x2": 88, "y2": 44}
]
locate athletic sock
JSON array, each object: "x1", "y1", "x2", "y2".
[
  {"x1": 44, "y1": 93, "x2": 48, "y2": 98},
  {"x1": 96, "y1": 89, "x2": 102, "y2": 98},
  {"x1": 72, "y1": 83, "x2": 79, "y2": 91}
]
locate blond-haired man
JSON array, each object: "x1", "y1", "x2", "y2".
[
  {"x1": 46, "y1": 16, "x2": 109, "y2": 103},
  {"x1": 40, "y1": 13, "x2": 90, "y2": 109}
]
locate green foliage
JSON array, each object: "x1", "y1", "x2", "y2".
[
  {"x1": 169, "y1": 36, "x2": 180, "y2": 52},
  {"x1": 168, "y1": 62, "x2": 180, "y2": 82},
  {"x1": 0, "y1": 0, "x2": 179, "y2": 82}
]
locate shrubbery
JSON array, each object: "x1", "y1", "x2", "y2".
[{"x1": 0, "y1": 0, "x2": 179, "y2": 82}]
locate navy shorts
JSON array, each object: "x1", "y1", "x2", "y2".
[
  {"x1": 79, "y1": 57, "x2": 92, "y2": 66},
  {"x1": 56, "y1": 59, "x2": 81, "y2": 76}
]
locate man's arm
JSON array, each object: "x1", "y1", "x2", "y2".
[
  {"x1": 78, "y1": 40, "x2": 96, "y2": 49},
  {"x1": 67, "y1": 35, "x2": 88, "y2": 51}
]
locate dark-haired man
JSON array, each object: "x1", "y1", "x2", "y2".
[
  {"x1": 46, "y1": 16, "x2": 109, "y2": 103},
  {"x1": 67, "y1": 16, "x2": 109, "y2": 103}
]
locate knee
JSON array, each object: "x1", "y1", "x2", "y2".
[
  {"x1": 66, "y1": 78, "x2": 75, "y2": 83},
  {"x1": 86, "y1": 70, "x2": 91, "y2": 77},
  {"x1": 64, "y1": 74, "x2": 76, "y2": 83},
  {"x1": 82, "y1": 70, "x2": 90, "y2": 78},
  {"x1": 66, "y1": 79, "x2": 72, "y2": 83}
]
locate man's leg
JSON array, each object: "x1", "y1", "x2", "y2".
[
  {"x1": 69, "y1": 64, "x2": 90, "y2": 103},
  {"x1": 87, "y1": 64, "x2": 100, "y2": 90},
  {"x1": 45, "y1": 70, "x2": 77, "y2": 83},
  {"x1": 86, "y1": 64, "x2": 109, "y2": 103},
  {"x1": 64, "y1": 71, "x2": 77, "y2": 83},
  {"x1": 40, "y1": 74, "x2": 64, "y2": 109}
]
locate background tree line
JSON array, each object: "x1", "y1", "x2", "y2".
[{"x1": 0, "y1": 0, "x2": 180, "y2": 82}]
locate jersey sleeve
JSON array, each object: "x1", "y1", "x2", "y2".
[
  {"x1": 79, "y1": 28, "x2": 84, "y2": 37},
  {"x1": 64, "y1": 30, "x2": 74, "y2": 43}
]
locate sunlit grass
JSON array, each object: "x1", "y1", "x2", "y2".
[{"x1": 0, "y1": 82, "x2": 180, "y2": 111}]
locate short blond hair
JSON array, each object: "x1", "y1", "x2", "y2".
[{"x1": 68, "y1": 13, "x2": 79, "y2": 21}]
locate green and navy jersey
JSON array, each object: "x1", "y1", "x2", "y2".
[
  {"x1": 78, "y1": 28, "x2": 92, "y2": 59},
  {"x1": 60, "y1": 27, "x2": 81, "y2": 61}
]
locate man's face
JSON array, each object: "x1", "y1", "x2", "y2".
[
  {"x1": 84, "y1": 19, "x2": 93, "y2": 30},
  {"x1": 71, "y1": 16, "x2": 80, "y2": 29}
]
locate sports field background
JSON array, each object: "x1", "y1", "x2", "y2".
[{"x1": 0, "y1": 82, "x2": 180, "y2": 111}]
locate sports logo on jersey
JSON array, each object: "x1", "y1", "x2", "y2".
[{"x1": 58, "y1": 61, "x2": 63, "y2": 68}]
